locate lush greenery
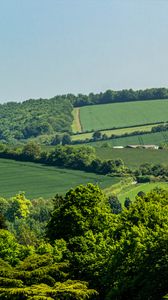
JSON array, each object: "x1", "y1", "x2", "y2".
[
  {"x1": 0, "y1": 158, "x2": 119, "y2": 198},
  {"x1": 71, "y1": 124, "x2": 159, "y2": 141},
  {"x1": 0, "y1": 143, "x2": 129, "y2": 177},
  {"x1": 1, "y1": 88, "x2": 168, "y2": 143},
  {"x1": 0, "y1": 97, "x2": 73, "y2": 142},
  {"x1": 71, "y1": 87, "x2": 168, "y2": 107},
  {"x1": 118, "y1": 182, "x2": 168, "y2": 204},
  {"x1": 79, "y1": 100, "x2": 168, "y2": 132},
  {"x1": 0, "y1": 184, "x2": 168, "y2": 299},
  {"x1": 96, "y1": 148, "x2": 168, "y2": 169},
  {"x1": 84, "y1": 130, "x2": 168, "y2": 147}
]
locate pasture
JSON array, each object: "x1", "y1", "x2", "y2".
[
  {"x1": 118, "y1": 182, "x2": 168, "y2": 204},
  {"x1": 79, "y1": 99, "x2": 168, "y2": 131},
  {"x1": 88, "y1": 130, "x2": 168, "y2": 147},
  {"x1": 96, "y1": 148, "x2": 168, "y2": 169},
  {"x1": 0, "y1": 158, "x2": 119, "y2": 199},
  {"x1": 71, "y1": 124, "x2": 160, "y2": 141}
]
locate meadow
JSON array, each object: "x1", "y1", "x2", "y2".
[
  {"x1": 79, "y1": 99, "x2": 168, "y2": 131},
  {"x1": 0, "y1": 158, "x2": 119, "y2": 199},
  {"x1": 88, "y1": 130, "x2": 168, "y2": 147},
  {"x1": 96, "y1": 148, "x2": 168, "y2": 169},
  {"x1": 71, "y1": 124, "x2": 159, "y2": 141},
  {"x1": 118, "y1": 182, "x2": 168, "y2": 204}
]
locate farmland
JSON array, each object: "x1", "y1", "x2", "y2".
[
  {"x1": 96, "y1": 148, "x2": 168, "y2": 169},
  {"x1": 79, "y1": 99, "x2": 168, "y2": 132},
  {"x1": 118, "y1": 182, "x2": 168, "y2": 204},
  {"x1": 0, "y1": 158, "x2": 119, "y2": 199},
  {"x1": 87, "y1": 130, "x2": 168, "y2": 147},
  {"x1": 71, "y1": 123, "x2": 159, "y2": 141}
]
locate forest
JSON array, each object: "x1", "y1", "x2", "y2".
[{"x1": 0, "y1": 184, "x2": 167, "y2": 299}]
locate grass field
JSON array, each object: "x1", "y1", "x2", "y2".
[
  {"x1": 118, "y1": 182, "x2": 168, "y2": 204},
  {"x1": 0, "y1": 158, "x2": 120, "y2": 199},
  {"x1": 79, "y1": 99, "x2": 168, "y2": 131},
  {"x1": 96, "y1": 148, "x2": 168, "y2": 169},
  {"x1": 71, "y1": 124, "x2": 160, "y2": 141},
  {"x1": 87, "y1": 131, "x2": 168, "y2": 147}
]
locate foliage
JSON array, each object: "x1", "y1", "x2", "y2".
[
  {"x1": 104, "y1": 188, "x2": 168, "y2": 300},
  {"x1": 0, "y1": 254, "x2": 97, "y2": 299},
  {"x1": 0, "y1": 97, "x2": 73, "y2": 142},
  {"x1": 108, "y1": 194, "x2": 122, "y2": 214}
]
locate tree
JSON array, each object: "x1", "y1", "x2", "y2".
[
  {"x1": 6, "y1": 193, "x2": 31, "y2": 222},
  {"x1": 124, "y1": 197, "x2": 132, "y2": 209},
  {"x1": 104, "y1": 189, "x2": 168, "y2": 300},
  {"x1": 47, "y1": 184, "x2": 112, "y2": 242},
  {"x1": 92, "y1": 131, "x2": 102, "y2": 140},
  {"x1": 62, "y1": 134, "x2": 71, "y2": 145},
  {"x1": 51, "y1": 134, "x2": 62, "y2": 145},
  {"x1": 22, "y1": 142, "x2": 41, "y2": 161},
  {"x1": 109, "y1": 194, "x2": 122, "y2": 214}
]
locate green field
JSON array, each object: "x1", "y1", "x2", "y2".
[
  {"x1": 0, "y1": 159, "x2": 119, "y2": 199},
  {"x1": 96, "y1": 148, "x2": 168, "y2": 169},
  {"x1": 71, "y1": 124, "x2": 160, "y2": 141},
  {"x1": 87, "y1": 131, "x2": 168, "y2": 147},
  {"x1": 79, "y1": 99, "x2": 168, "y2": 131},
  {"x1": 118, "y1": 182, "x2": 168, "y2": 204}
]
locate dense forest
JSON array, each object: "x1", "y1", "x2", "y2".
[
  {"x1": 0, "y1": 87, "x2": 168, "y2": 143},
  {"x1": 0, "y1": 184, "x2": 168, "y2": 299},
  {"x1": 0, "y1": 97, "x2": 73, "y2": 142}
]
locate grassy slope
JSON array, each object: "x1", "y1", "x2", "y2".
[
  {"x1": 96, "y1": 148, "x2": 168, "y2": 169},
  {"x1": 79, "y1": 100, "x2": 168, "y2": 131},
  {"x1": 118, "y1": 182, "x2": 168, "y2": 204},
  {"x1": 0, "y1": 159, "x2": 119, "y2": 199},
  {"x1": 87, "y1": 131, "x2": 168, "y2": 147},
  {"x1": 71, "y1": 124, "x2": 160, "y2": 141}
]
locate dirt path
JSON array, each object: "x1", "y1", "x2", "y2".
[{"x1": 72, "y1": 108, "x2": 82, "y2": 132}]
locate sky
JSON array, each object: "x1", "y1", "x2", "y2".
[{"x1": 0, "y1": 0, "x2": 168, "y2": 102}]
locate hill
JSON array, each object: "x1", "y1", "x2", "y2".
[
  {"x1": 77, "y1": 99, "x2": 168, "y2": 132},
  {"x1": 1, "y1": 87, "x2": 168, "y2": 145},
  {"x1": 0, "y1": 158, "x2": 119, "y2": 198},
  {"x1": 0, "y1": 97, "x2": 73, "y2": 142},
  {"x1": 96, "y1": 148, "x2": 168, "y2": 169}
]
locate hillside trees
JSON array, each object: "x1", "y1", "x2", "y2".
[
  {"x1": 47, "y1": 184, "x2": 115, "y2": 292},
  {"x1": 104, "y1": 189, "x2": 168, "y2": 300},
  {"x1": 0, "y1": 185, "x2": 168, "y2": 298}
]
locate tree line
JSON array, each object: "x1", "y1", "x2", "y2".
[
  {"x1": 0, "y1": 143, "x2": 128, "y2": 176},
  {"x1": 0, "y1": 143, "x2": 168, "y2": 182}
]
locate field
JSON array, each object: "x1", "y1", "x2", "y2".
[
  {"x1": 0, "y1": 158, "x2": 119, "y2": 199},
  {"x1": 87, "y1": 130, "x2": 168, "y2": 147},
  {"x1": 79, "y1": 99, "x2": 168, "y2": 131},
  {"x1": 118, "y1": 182, "x2": 168, "y2": 204},
  {"x1": 96, "y1": 148, "x2": 168, "y2": 169},
  {"x1": 71, "y1": 124, "x2": 159, "y2": 141}
]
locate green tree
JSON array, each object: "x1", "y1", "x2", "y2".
[
  {"x1": 47, "y1": 184, "x2": 112, "y2": 242},
  {"x1": 22, "y1": 142, "x2": 41, "y2": 161}
]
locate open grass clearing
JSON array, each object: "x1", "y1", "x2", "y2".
[
  {"x1": 118, "y1": 182, "x2": 168, "y2": 204},
  {"x1": 79, "y1": 99, "x2": 168, "y2": 131},
  {"x1": 96, "y1": 148, "x2": 168, "y2": 169},
  {"x1": 0, "y1": 158, "x2": 120, "y2": 199}
]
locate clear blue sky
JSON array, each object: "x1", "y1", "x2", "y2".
[{"x1": 0, "y1": 0, "x2": 168, "y2": 102}]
